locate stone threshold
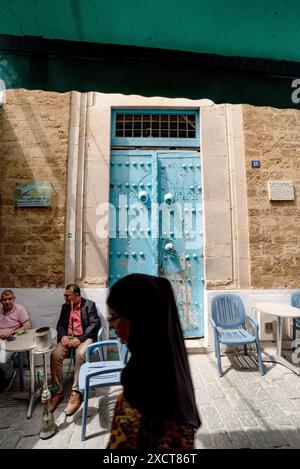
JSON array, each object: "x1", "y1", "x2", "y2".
[{"x1": 185, "y1": 338, "x2": 207, "y2": 354}]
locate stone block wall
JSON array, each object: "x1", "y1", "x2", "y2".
[
  {"x1": 0, "y1": 89, "x2": 71, "y2": 287},
  {"x1": 242, "y1": 104, "x2": 300, "y2": 289}
]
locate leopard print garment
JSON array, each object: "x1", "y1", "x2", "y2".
[{"x1": 107, "y1": 393, "x2": 195, "y2": 449}]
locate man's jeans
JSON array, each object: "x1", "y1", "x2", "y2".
[{"x1": 50, "y1": 339, "x2": 93, "y2": 393}]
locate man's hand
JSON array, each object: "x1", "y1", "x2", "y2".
[
  {"x1": 61, "y1": 335, "x2": 70, "y2": 347},
  {"x1": 69, "y1": 337, "x2": 81, "y2": 348},
  {"x1": 0, "y1": 329, "x2": 13, "y2": 340}
]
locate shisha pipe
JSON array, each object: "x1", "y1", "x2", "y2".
[
  {"x1": 71, "y1": 301, "x2": 74, "y2": 338},
  {"x1": 39, "y1": 348, "x2": 57, "y2": 439}
]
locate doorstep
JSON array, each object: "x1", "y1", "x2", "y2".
[{"x1": 185, "y1": 338, "x2": 207, "y2": 354}]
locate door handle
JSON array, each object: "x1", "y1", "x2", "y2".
[
  {"x1": 164, "y1": 242, "x2": 174, "y2": 253},
  {"x1": 164, "y1": 193, "x2": 174, "y2": 205},
  {"x1": 138, "y1": 191, "x2": 149, "y2": 204}
]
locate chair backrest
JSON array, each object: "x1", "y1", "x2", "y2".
[
  {"x1": 97, "y1": 326, "x2": 104, "y2": 342},
  {"x1": 118, "y1": 341, "x2": 129, "y2": 365},
  {"x1": 291, "y1": 292, "x2": 300, "y2": 309},
  {"x1": 211, "y1": 294, "x2": 246, "y2": 328}
]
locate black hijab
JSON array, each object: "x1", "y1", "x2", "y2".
[{"x1": 107, "y1": 273, "x2": 201, "y2": 428}]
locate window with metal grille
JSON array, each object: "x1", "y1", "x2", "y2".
[{"x1": 111, "y1": 110, "x2": 199, "y2": 147}]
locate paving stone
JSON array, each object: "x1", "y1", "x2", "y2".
[
  {"x1": 221, "y1": 375, "x2": 245, "y2": 389},
  {"x1": 85, "y1": 433, "x2": 107, "y2": 449},
  {"x1": 232, "y1": 400, "x2": 260, "y2": 428},
  {"x1": 241, "y1": 372, "x2": 261, "y2": 385},
  {"x1": 67, "y1": 417, "x2": 86, "y2": 448},
  {"x1": 285, "y1": 411, "x2": 300, "y2": 429},
  {"x1": 195, "y1": 353, "x2": 215, "y2": 370},
  {"x1": 205, "y1": 382, "x2": 225, "y2": 400},
  {"x1": 238, "y1": 382, "x2": 272, "y2": 401},
  {"x1": 282, "y1": 380, "x2": 300, "y2": 399},
  {"x1": 259, "y1": 418, "x2": 290, "y2": 448},
  {"x1": 214, "y1": 399, "x2": 245, "y2": 433},
  {"x1": 16, "y1": 434, "x2": 48, "y2": 449},
  {"x1": 191, "y1": 371, "x2": 206, "y2": 390},
  {"x1": 262, "y1": 385, "x2": 296, "y2": 412},
  {"x1": 23, "y1": 407, "x2": 44, "y2": 436},
  {"x1": 225, "y1": 430, "x2": 252, "y2": 449},
  {"x1": 52, "y1": 419, "x2": 74, "y2": 448},
  {"x1": 289, "y1": 398, "x2": 300, "y2": 411},
  {"x1": 256, "y1": 401, "x2": 292, "y2": 426},
  {"x1": 195, "y1": 427, "x2": 215, "y2": 449},
  {"x1": 222, "y1": 381, "x2": 244, "y2": 401},
  {"x1": 34, "y1": 436, "x2": 55, "y2": 449},
  {"x1": 263, "y1": 365, "x2": 286, "y2": 382},
  {"x1": 200, "y1": 367, "x2": 218, "y2": 384},
  {"x1": 245, "y1": 428, "x2": 270, "y2": 448},
  {"x1": 210, "y1": 430, "x2": 234, "y2": 449},
  {"x1": 279, "y1": 426, "x2": 300, "y2": 449},
  {"x1": 198, "y1": 405, "x2": 226, "y2": 432},
  {"x1": 195, "y1": 388, "x2": 212, "y2": 407},
  {"x1": 0, "y1": 407, "x2": 28, "y2": 430},
  {"x1": 0, "y1": 429, "x2": 23, "y2": 448}
]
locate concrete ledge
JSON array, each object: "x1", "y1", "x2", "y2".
[{"x1": 185, "y1": 338, "x2": 207, "y2": 354}]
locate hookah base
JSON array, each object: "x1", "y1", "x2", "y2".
[{"x1": 40, "y1": 424, "x2": 57, "y2": 440}]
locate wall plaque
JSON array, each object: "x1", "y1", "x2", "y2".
[
  {"x1": 15, "y1": 182, "x2": 52, "y2": 207},
  {"x1": 268, "y1": 181, "x2": 294, "y2": 201}
]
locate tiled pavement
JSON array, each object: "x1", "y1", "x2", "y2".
[{"x1": 1, "y1": 350, "x2": 300, "y2": 449}]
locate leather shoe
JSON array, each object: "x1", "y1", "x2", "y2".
[
  {"x1": 64, "y1": 390, "x2": 82, "y2": 416},
  {"x1": 49, "y1": 392, "x2": 64, "y2": 413}
]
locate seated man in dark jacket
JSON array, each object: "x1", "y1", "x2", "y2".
[{"x1": 49, "y1": 283, "x2": 101, "y2": 415}]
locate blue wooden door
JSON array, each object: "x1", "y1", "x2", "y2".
[
  {"x1": 109, "y1": 151, "x2": 157, "y2": 284},
  {"x1": 157, "y1": 152, "x2": 204, "y2": 337},
  {"x1": 109, "y1": 150, "x2": 204, "y2": 337}
]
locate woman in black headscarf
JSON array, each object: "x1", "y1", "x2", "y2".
[{"x1": 106, "y1": 273, "x2": 200, "y2": 449}]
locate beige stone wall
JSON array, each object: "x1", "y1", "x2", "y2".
[
  {"x1": 201, "y1": 104, "x2": 250, "y2": 290},
  {"x1": 0, "y1": 89, "x2": 71, "y2": 288},
  {"x1": 242, "y1": 105, "x2": 300, "y2": 289}
]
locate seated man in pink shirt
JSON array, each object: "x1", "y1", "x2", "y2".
[
  {"x1": 49, "y1": 284, "x2": 101, "y2": 416},
  {"x1": 0, "y1": 289, "x2": 31, "y2": 392}
]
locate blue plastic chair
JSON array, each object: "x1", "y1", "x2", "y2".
[
  {"x1": 210, "y1": 294, "x2": 264, "y2": 377},
  {"x1": 291, "y1": 292, "x2": 300, "y2": 347},
  {"x1": 79, "y1": 339, "x2": 128, "y2": 441}
]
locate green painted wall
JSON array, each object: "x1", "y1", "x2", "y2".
[
  {"x1": 0, "y1": 46, "x2": 297, "y2": 109},
  {"x1": 1, "y1": 0, "x2": 300, "y2": 62}
]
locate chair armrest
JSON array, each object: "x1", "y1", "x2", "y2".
[
  {"x1": 209, "y1": 317, "x2": 217, "y2": 329},
  {"x1": 85, "y1": 340, "x2": 119, "y2": 362},
  {"x1": 245, "y1": 315, "x2": 259, "y2": 336}
]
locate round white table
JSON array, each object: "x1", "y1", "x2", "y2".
[
  {"x1": 3, "y1": 328, "x2": 56, "y2": 418},
  {"x1": 253, "y1": 303, "x2": 300, "y2": 375}
]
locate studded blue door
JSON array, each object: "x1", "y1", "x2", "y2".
[{"x1": 109, "y1": 150, "x2": 204, "y2": 337}]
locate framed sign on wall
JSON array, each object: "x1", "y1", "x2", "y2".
[{"x1": 15, "y1": 182, "x2": 52, "y2": 207}]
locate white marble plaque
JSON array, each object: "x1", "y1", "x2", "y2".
[{"x1": 268, "y1": 180, "x2": 294, "y2": 201}]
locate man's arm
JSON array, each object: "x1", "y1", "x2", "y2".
[
  {"x1": 0, "y1": 306, "x2": 31, "y2": 338},
  {"x1": 56, "y1": 305, "x2": 68, "y2": 342},
  {"x1": 0, "y1": 329, "x2": 13, "y2": 339},
  {"x1": 0, "y1": 320, "x2": 31, "y2": 338},
  {"x1": 78, "y1": 301, "x2": 100, "y2": 342},
  {"x1": 14, "y1": 319, "x2": 31, "y2": 332}
]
